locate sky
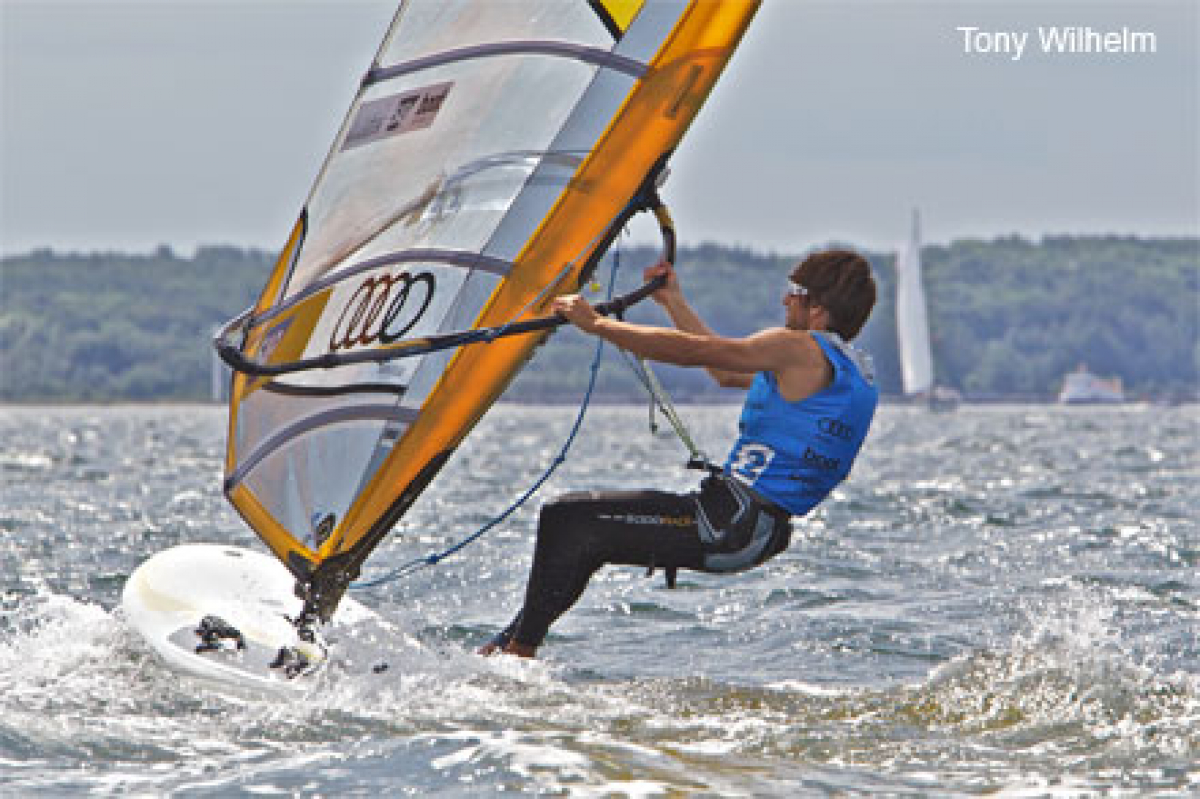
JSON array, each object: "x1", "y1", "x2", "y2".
[{"x1": 1, "y1": 0, "x2": 1196, "y2": 257}]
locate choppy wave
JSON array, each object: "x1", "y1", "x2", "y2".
[{"x1": 1, "y1": 404, "x2": 1197, "y2": 795}]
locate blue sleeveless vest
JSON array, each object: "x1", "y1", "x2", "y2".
[{"x1": 723, "y1": 332, "x2": 877, "y2": 515}]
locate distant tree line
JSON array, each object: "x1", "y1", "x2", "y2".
[{"x1": 1, "y1": 237, "x2": 1196, "y2": 403}]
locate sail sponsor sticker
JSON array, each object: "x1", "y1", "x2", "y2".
[{"x1": 342, "y1": 82, "x2": 453, "y2": 151}]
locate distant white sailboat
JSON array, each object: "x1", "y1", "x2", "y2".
[{"x1": 894, "y1": 210, "x2": 959, "y2": 409}]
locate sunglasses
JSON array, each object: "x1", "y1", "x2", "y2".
[{"x1": 786, "y1": 280, "x2": 809, "y2": 299}]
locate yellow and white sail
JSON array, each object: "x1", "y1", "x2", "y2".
[{"x1": 217, "y1": 0, "x2": 760, "y2": 620}]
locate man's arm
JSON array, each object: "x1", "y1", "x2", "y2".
[
  {"x1": 554, "y1": 293, "x2": 833, "y2": 401},
  {"x1": 641, "y1": 261, "x2": 755, "y2": 388},
  {"x1": 552, "y1": 293, "x2": 816, "y2": 374}
]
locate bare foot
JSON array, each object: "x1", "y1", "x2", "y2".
[
  {"x1": 476, "y1": 640, "x2": 503, "y2": 656},
  {"x1": 503, "y1": 641, "x2": 537, "y2": 658},
  {"x1": 477, "y1": 639, "x2": 537, "y2": 658}
]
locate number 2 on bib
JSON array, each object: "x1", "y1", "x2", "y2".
[{"x1": 729, "y1": 443, "x2": 775, "y2": 484}]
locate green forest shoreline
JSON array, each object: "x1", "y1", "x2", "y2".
[{"x1": 2, "y1": 236, "x2": 1197, "y2": 403}]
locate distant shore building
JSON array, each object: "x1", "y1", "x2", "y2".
[{"x1": 1058, "y1": 363, "x2": 1124, "y2": 404}]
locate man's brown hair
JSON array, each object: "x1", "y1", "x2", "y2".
[{"x1": 792, "y1": 249, "x2": 876, "y2": 340}]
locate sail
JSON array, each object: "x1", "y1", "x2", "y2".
[
  {"x1": 894, "y1": 209, "x2": 934, "y2": 396},
  {"x1": 218, "y1": 0, "x2": 760, "y2": 619}
]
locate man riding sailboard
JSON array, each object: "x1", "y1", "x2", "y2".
[{"x1": 482, "y1": 249, "x2": 879, "y2": 657}]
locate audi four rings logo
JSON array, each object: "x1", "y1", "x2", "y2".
[
  {"x1": 329, "y1": 271, "x2": 436, "y2": 352},
  {"x1": 817, "y1": 418, "x2": 854, "y2": 440}
]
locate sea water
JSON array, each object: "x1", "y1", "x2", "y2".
[{"x1": 1, "y1": 403, "x2": 1197, "y2": 796}]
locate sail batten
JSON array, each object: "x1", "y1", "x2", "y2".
[
  {"x1": 364, "y1": 40, "x2": 650, "y2": 86},
  {"x1": 246, "y1": 249, "x2": 514, "y2": 329},
  {"x1": 227, "y1": 404, "x2": 422, "y2": 493}
]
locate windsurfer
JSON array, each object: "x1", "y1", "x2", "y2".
[{"x1": 482, "y1": 249, "x2": 878, "y2": 658}]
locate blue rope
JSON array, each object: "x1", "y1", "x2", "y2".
[{"x1": 349, "y1": 246, "x2": 621, "y2": 590}]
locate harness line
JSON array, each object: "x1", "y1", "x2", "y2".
[{"x1": 617, "y1": 349, "x2": 711, "y2": 470}]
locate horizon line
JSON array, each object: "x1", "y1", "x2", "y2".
[{"x1": 3, "y1": 229, "x2": 1198, "y2": 261}]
